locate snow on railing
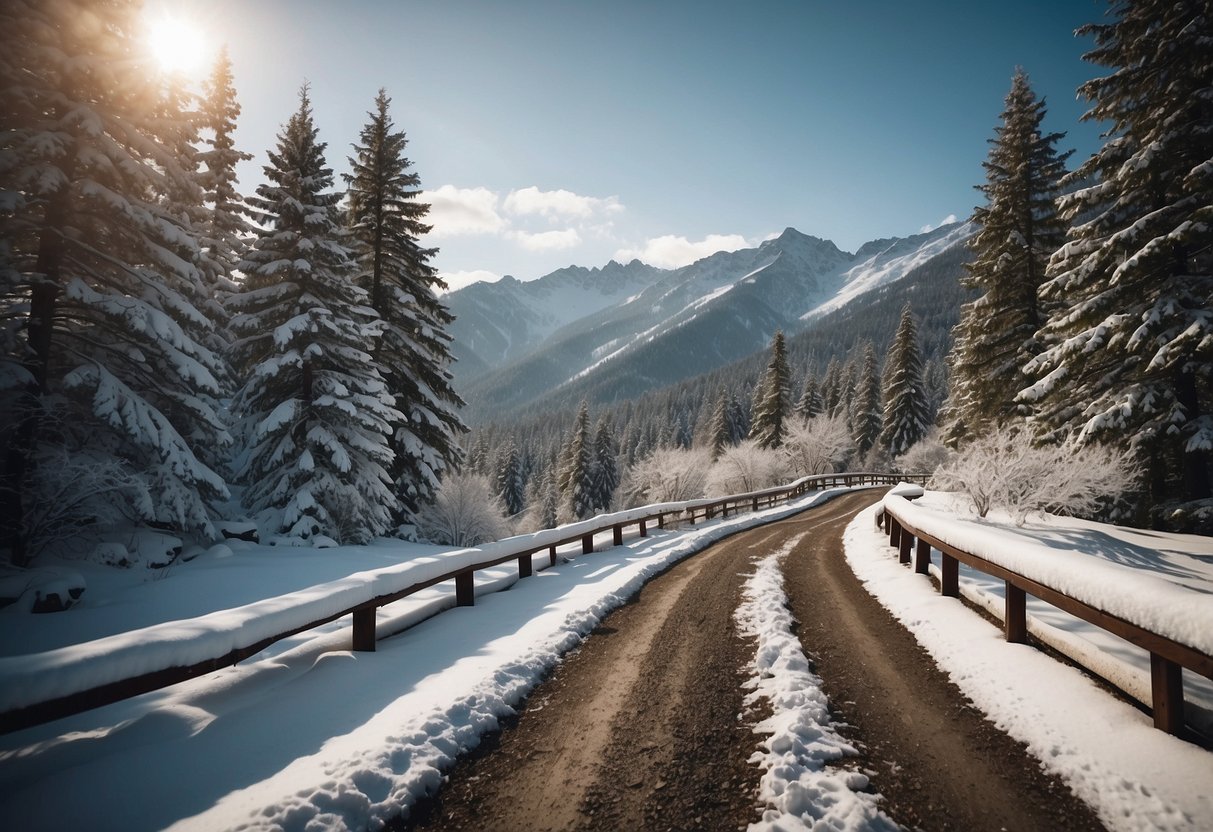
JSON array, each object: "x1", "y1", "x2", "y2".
[
  {"x1": 878, "y1": 492, "x2": 1213, "y2": 740},
  {"x1": 0, "y1": 472, "x2": 918, "y2": 735}
]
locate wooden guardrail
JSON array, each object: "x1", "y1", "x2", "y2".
[
  {"x1": 0, "y1": 471, "x2": 920, "y2": 735},
  {"x1": 878, "y1": 496, "x2": 1213, "y2": 739}
]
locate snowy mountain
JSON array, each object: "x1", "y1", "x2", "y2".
[{"x1": 446, "y1": 223, "x2": 974, "y2": 420}]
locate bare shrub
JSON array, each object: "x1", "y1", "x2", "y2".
[
  {"x1": 706, "y1": 440, "x2": 789, "y2": 496},
  {"x1": 782, "y1": 415, "x2": 853, "y2": 476},
  {"x1": 620, "y1": 447, "x2": 711, "y2": 507},
  {"x1": 416, "y1": 473, "x2": 510, "y2": 546},
  {"x1": 894, "y1": 432, "x2": 954, "y2": 476},
  {"x1": 930, "y1": 427, "x2": 1137, "y2": 523}
]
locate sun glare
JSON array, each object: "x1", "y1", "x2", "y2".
[{"x1": 146, "y1": 14, "x2": 209, "y2": 77}]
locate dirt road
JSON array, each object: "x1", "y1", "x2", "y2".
[{"x1": 398, "y1": 490, "x2": 1104, "y2": 831}]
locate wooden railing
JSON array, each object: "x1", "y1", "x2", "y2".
[
  {"x1": 0, "y1": 471, "x2": 919, "y2": 735},
  {"x1": 878, "y1": 495, "x2": 1213, "y2": 739}
]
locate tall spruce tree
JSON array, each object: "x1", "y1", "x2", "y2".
[
  {"x1": 797, "y1": 374, "x2": 823, "y2": 421},
  {"x1": 942, "y1": 69, "x2": 1070, "y2": 444},
  {"x1": 0, "y1": 0, "x2": 228, "y2": 564},
  {"x1": 345, "y1": 89, "x2": 466, "y2": 522},
  {"x1": 591, "y1": 416, "x2": 619, "y2": 513},
  {"x1": 881, "y1": 304, "x2": 930, "y2": 455},
  {"x1": 496, "y1": 438, "x2": 525, "y2": 517},
  {"x1": 560, "y1": 401, "x2": 595, "y2": 519},
  {"x1": 196, "y1": 47, "x2": 252, "y2": 331},
  {"x1": 1021, "y1": 0, "x2": 1213, "y2": 527},
  {"x1": 708, "y1": 386, "x2": 733, "y2": 459},
  {"x1": 228, "y1": 87, "x2": 400, "y2": 543},
  {"x1": 750, "y1": 330, "x2": 792, "y2": 449},
  {"x1": 851, "y1": 344, "x2": 883, "y2": 456}
]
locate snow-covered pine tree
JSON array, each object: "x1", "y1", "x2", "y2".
[
  {"x1": 881, "y1": 304, "x2": 931, "y2": 456},
  {"x1": 496, "y1": 438, "x2": 525, "y2": 517},
  {"x1": 942, "y1": 69, "x2": 1070, "y2": 445},
  {"x1": 0, "y1": 0, "x2": 229, "y2": 565},
  {"x1": 228, "y1": 87, "x2": 400, "y2": 543},
  {"x1": 345, "y1": 89, "x2": 466, "y2": 522},
  {"x1": 750, "y1": 330, "x2": 792, "y2": 449},
  {"x1": 851, "y1": 344, "x2": 883, "y2": 456},
  {"x1": 708, "y1": 386, "x2": 733, "y2": 460},
  {"x1": 559, "y1": 400, "x2": 595, "y2": 520},
  {"x1": 820, "y1": 358, "x2": 844, "y2": 416},
  {"x1": 591, "y1": 415, "x2": 619, "y2": 512},
  {"x1": 196, "y1": 47, "x2": 253, "y2": 346},
  {"x1": 797, "y1": 374, "x2": 823, "y2": 421},
  {"x1": 1020, "y1": 0, "x2": 1212, "y2": 528}
]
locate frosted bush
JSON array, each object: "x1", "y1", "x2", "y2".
[
  {"x1": 9, "y1": 447, "x2": 151, "y2": 563},
  {"x1": 415, "y1": 473, "x2": 510, "y2": 547},
  {"x1": 620, "y1": 447, "x2": 711, "y2": 507},
  {"x1": 894, "y1": 432, "x2": 954, "y2": 476},
  {"x1": 782, "y1": 415, "x2": 852, "y2": 476},
  {"x1": 930, "y1": 427, "x2": 1136, "y2": 523},
  {"x1": 706, "y1": 440, "x2": 789, "y2": 495}
]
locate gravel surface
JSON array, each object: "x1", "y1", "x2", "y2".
[{"x1": 395, "y1": 490, "x2": 1105, "y2": 831}]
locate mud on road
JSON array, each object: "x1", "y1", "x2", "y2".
[{"x1": 397, "y1": 489, "x2": 1105, "y2": 831}]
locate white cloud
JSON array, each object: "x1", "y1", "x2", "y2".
[
  {"x1": 509, "y1": 228, "x2": 583, "y2": 252},
  {"x1": 424, "y1": 186, "x2": 507, "y2": 237},
  {"x1": 919, "y1": 213, "x2": 959, "y2": 234},
  {"x1": 614, "y1": 233, "x2": 751, "y2": 269},
  {"x1": 503, "y1": 187, "x2": 623, "y2": 222},
  {"x1": 438, "y1": 269, "x2": 502, "y2": 293}
]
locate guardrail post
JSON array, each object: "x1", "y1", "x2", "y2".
[
  {"x1": 1150, "y1": 653, "x2": 1184, "y2": 734},
  {"x1": 549, "y1": 545, "x2": 558, "y2": 566},
  {"x1": 456, "y1": 571, "x2": 475, "y2": 606},
  {"x1": 613, "y1": 524, "x2": 623, "y2": 546},
  {"x1": 658, "y1": 513, "x2": 665, "y2": 529},
  {"x1": 941, "y1": 554, "x2": 959, "y2": 597},
  {"x1": 915, "y1": 537, "x2": 931, "y2": 575},
  {"x1": 752, "y1": 496, "x2": 759, "y2": 512},
  {"x1": 1005, "y1": 583, "x2": 1027, "y2": 643},
  {"x1": 352, "y1": 607, "x2": 377, "y2": 652},
  {"x1": 639, "y1": 520, "x2": 648, "y2": 537},
  {"x1": 889, "y1": 517, "x2": 901, "y2": 549},
  {"x1": 898, "y1": 530, "x2": 913, "y2": 564},
  {"x1": 518, "y1": 552, "x2": 533, "y2": 578},
  {"x1": 582, "y1": 533, "x2": 594, "y2": 554}
]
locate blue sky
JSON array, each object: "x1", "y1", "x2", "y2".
[{"x1": 155, "y1": 0, "x2": 1110, "y2": 290}]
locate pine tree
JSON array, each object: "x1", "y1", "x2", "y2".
[
  {"x1": 881, "y1": 304, "x2": 931, "y2": 455},
  {"x1": 708, "y1": 386, "x2": 733, "y2": 459},
  {"x1": 1021, "y1": 0, "x2": 1213, "y2": 526},
  {"x1": 228, "y1": 87, "x2": 400, "y2": 543},
  {"x1": 750, "y1": 331, "x2": 792, "y2": 449},
  {"x1": 797, "y1": 374, "x2": 823, "y2": 421},
  {"x1": 591, "y1": 416, "x2": 619, "y2": 512},
  {"x1": 496, "y1": 438, "x2": 525, "y2": 517},
  {"x1": 942, "y1": 69, "x2": 1070, "y2": 444},
  {"x1": 197, "y1": 47, "x2": 253, "y2": 327},
  {"x1": 0, "y1": 0, "x2": 229, "y2": 564},
  {"x1": 345, "y1": 89, "x2": 466, "y2": 521},
  {"x1": 560, "y1": 401, "x2": 596, "y2": 520},
  {"x1": 852, "y1": 344, "x2": 883, "y2": 456}
]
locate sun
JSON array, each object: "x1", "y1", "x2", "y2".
[{"x1": 145, "y1": 13, "x2": 209, "y2": 77}]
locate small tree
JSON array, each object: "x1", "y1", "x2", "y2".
[
  {"x1": 851, "y1": 343, "x2": 882, "y2": 457},
  {"x1": 416, "y1": 472, "x2": 509, "y2": 547},
  {"x1": 894, "y1": 433, "x2": 953, "y2": 477},
  {"x1": 930, "y1": 427, "x2": 1136, "y2": 524},
  {"x1": 496, "y1": 439, "x2": 526, "y2": 517}
]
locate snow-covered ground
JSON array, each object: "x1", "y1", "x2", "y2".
[{"x1": 1, "y1": 486, "x2": 1210, "y2": 831}]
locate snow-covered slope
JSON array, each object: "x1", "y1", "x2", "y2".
[
  {"x1": 445, "y1": 259, "x2": 665, "y2": 378},
  {"x1": 448, "y1": 223, "x2": 973, "y2": 417}
]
